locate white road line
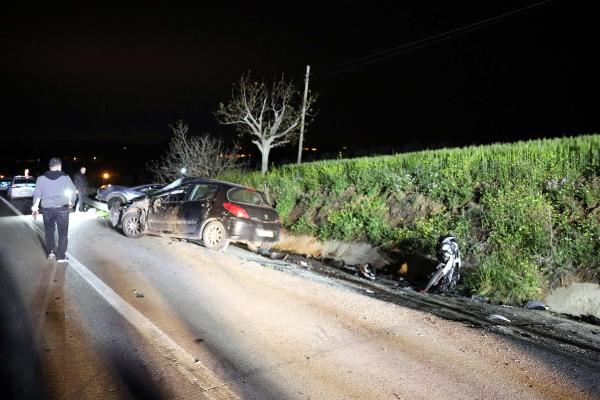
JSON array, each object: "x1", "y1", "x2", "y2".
[{"x1": 0, "y1": 196, "x2": 240, "y2": 399}]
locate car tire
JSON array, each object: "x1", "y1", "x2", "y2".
[
  {"x1": 202, "y1": 221, "x2": 229, "y2": 251},
  {"x1": 107, "y1": 196, "x2": 125, "y2": 210},
  {"x1": 121, "y1": 211, "x2": 143, "y2": 238},
  {"x1": 108, "y1": 204, "x2": 122, "y2": 228}
]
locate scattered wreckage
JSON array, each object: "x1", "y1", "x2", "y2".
[{"x1": 421, "y1": 236, "x2": 462, "y2": 293}]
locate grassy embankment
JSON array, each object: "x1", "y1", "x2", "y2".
[{"x1": 223, "y1": 135, "x2": 600, "y2": 303}]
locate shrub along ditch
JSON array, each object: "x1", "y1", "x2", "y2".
[{"x1": 222, "y1": 135, "x2": 600, "y2": 303}]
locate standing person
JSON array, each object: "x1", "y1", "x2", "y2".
[
  {"x1": 73, "y1": 166, "x2": 88, "y2": 212},
  {"x1": 31, "y1": 158, "x2": 76, "y2": 262}
]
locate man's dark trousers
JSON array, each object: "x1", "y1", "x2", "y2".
[
  {"x1": 75, "y1": 194, "x2": 87, "y2": 212},
  {"x1": 42, "y1": 207, "x2": 69, "y2": 259}
]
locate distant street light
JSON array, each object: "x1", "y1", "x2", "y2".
[{"x1": 102, "y1": 172, "x2": 110, "y2": 180}]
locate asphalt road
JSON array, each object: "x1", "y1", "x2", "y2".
[{"x1": 1, "y1": 194, "x2": 599, "y2": 400}]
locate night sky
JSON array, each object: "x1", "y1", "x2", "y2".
[{"x1": 1, "y1": 1, "x2": 598, "y2": 175}]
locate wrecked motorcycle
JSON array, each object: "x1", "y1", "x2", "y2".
[{"x1": 422, "y1": 236, "x2": 461, "y2": 293}]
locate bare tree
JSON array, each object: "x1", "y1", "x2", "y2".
[
  {"x1": 148, "y1": 120, "x2": 239, "y2": 183},
  {"x1": 215, "y1": 74, "x2": 317, "y2": 175}
]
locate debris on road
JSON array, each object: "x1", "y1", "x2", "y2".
[
  {"x1": 525, "y1": 300, "x2": 549, "y2": 310},
  {"x1": 487, "y1": 314, "x2": 511, "y2": 324},
  {"x1": 269, "y1": 251, "x2": 288, "y2": 260},
  {"x1": 342, "y1": 264, "x2": 357, "y2": 272},
  {"x1": 358, "y1": 263, "x2": 376, "y2": 280},
  {"x1": 194, "y1": 338, "x2": 204, "y2": 343},
  {"x1": 297, "y1": 261, "x2": 310, "y2": 268},
  {"x1": 133, "y1": 289, "x2": 145, "y2": 298}
]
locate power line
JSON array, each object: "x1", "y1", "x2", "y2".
[{"x1": 313, "y1": 0, "x2": 556, "y2": 80}]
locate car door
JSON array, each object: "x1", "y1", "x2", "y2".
[
  {"x1": 147, "y1": 186, "x2": 190, "y2": 233},
  {"x1": 176, "y1": 183, "x2": 220, "y2": 235}
]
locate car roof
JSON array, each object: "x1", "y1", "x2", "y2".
[
  {"x1": 128, "y1": 177, "x2": 265, "y2": 203},
  {"x1": 180, "y1": 177, "x2": 249, "y2": 190},
  {"x1": 147, "y1": 177, "x2": 257, "y2": 198}
]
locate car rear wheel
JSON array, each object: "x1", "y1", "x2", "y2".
[
  {"x1": 122, "y1": 211, "x2": 143, "y2": 238},
  {"x1": 202, "y1": 221, "x2": 229, "y2": 251}
]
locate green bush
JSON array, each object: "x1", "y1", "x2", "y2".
[
  {"x1": 482, "y1": 189, "x2": 552, "y2": 254},
  {"x1": 464, "y1": 250, "x2": 543, "y2": 303},
  {"x1": 323, "y1": 196, "x2": 391, "y2": 243}
]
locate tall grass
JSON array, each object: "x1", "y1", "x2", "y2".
[{"x1": 222, "y1": 135, "x2": 600, "y2": 303}]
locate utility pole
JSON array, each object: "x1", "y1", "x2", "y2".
[{"x1": 297, "y1": 64, "x2": 310, "y2": 165}]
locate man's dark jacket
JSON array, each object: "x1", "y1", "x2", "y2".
[{"x1": 73, "y1": 172, "x2": 88, "y2": 195}]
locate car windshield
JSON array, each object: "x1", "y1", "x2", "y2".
[
  {"x1": 138, "y1": 184, "x2": 164, "y2": 193},
  {"x1": 160, "y1": 178, "x2": 183, "y2": 192},
  {"x1": 227, "y1": 188, "x2": 264, "y2": 206}
]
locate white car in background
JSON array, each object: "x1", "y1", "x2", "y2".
[
  {"x1": 6, "y1": 176, "x2": 36, "y2": 199},
  {"x1": 0, "y1": 176, "x2": 11, "y2": 192}
]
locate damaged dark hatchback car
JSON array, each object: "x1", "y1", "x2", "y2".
[{"x1": 109, "y1": 177, "x2": 281, "y2": 250}]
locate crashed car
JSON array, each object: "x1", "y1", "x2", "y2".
[
  {"x1": 97, "y1": 183, "x2": 165, "y2": 209},
  {"x1": 109, "y1": 177, "x2": 281, "y2": 250}
]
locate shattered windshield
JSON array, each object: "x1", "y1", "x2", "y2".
[{"x1": 160, "y1": 178, "x2": 183, "y2": 192}]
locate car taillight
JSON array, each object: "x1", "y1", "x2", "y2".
[{"x1": 223, "y1": 202, "x2": 249, "y2": 218}]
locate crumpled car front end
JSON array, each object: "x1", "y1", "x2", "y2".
[{"x1": 109, "y1": 198, "x2": 150, "y2": 229}]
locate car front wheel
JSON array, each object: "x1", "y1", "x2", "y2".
[
  {"x1": 108, "y1": 196, "x2": 125, "y2": 210},
  {"x1": 202, "y1": 221, "x2": 229, "y2": 251},
  {"x1": 122, "y1": 211, "x2": 143, "y2": 238}
]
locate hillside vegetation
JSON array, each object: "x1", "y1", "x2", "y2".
[{"x1": 223, "y1": 135, "x2": 600, "y2": 303}]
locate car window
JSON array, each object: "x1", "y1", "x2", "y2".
[
  {"x1": 189, "y1": 184, "x2": 219, "y2": 201},
  {"x1": 227, "y1": 188, "x2": 263, "y2": 206}
]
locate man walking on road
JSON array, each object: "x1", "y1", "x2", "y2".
[
  {"x1": 73, "y1": 166, "x2": 88, "y2": 212},
  {"x1": 32, "y1": 157, "x2": 77, "y2": 262}
]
